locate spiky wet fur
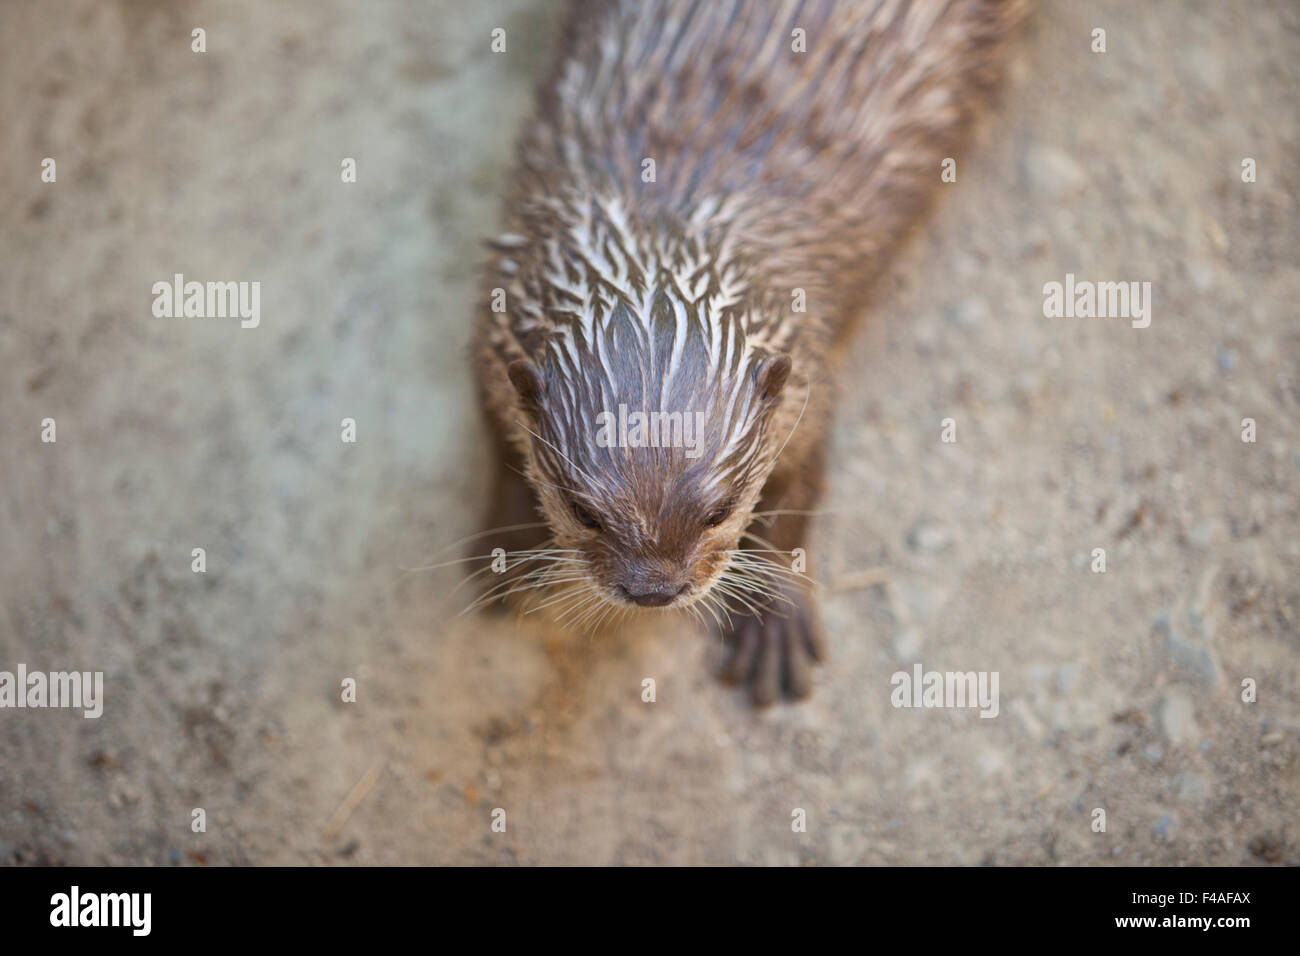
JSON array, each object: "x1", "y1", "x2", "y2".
[{"x1": 473, "y1": 0, "x2": 1026, "y2": 702}]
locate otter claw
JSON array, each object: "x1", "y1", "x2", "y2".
[{"x1": 718, "y1": 590, "x2": 823, "y2": 705}]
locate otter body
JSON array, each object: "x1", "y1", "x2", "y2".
[{"x1": 475, "y1": 0, "x2": 1023, "y2": 704}]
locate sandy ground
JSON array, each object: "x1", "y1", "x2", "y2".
[{"x1": 1, "y1": 0, "x2": 1296, "y2": 866}]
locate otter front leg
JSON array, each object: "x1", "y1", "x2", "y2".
[
  {"x1": 717, "y1": 441, "x2": 829, "y2": 705},
  {"x1": 720, "y1": 578, "x2": 824, "y2": 705}
]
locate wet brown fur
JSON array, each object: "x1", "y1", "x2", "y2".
[{"x1": 473, "y1": 0, "x2": 1026, "y2": 703}]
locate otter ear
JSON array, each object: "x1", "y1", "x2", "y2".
[
  {"x1": 753, "y1": 353, "x2": 792, "y2": 405},
  {"x1": 507, "y1": 359, "x2": 546, "y2": 416}
]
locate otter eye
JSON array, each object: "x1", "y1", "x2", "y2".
[
  {"x1": 704, "y1": 501, "x2": 735, "y2": 528},
  {"x1": 571, "y1": 499, "x2": 603, "y2": 531}
]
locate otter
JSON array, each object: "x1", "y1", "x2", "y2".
[{"x1": 473, "y1": 0, "x2": 1025, "y2": 704}]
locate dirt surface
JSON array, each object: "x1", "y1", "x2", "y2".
[{"x1": 1, "y1": 0, "x2": 1296, "y2": 866}]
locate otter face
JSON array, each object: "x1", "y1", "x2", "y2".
[
  {"x1": 506, "y1": 338, "x2": 791, "y2": 613},
  {"x1": 539, "y1": 457, "x2": 758, "y2": 609}
]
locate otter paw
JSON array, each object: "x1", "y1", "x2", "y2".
[{"x1": 718, "y1": 591, "x2": 825, "y2": 706}]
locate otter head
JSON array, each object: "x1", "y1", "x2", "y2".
[{"x1": 507, "y1": 294, "x2": 792, "y2": 612}]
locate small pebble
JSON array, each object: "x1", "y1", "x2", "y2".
[
  {"x1": 1216, "y1": 344, "x2": 1237, "y2": 373},
  {"x1": 906, "y1": 521, "x2": 953, "y2": 554},
  {"x1": 1022, "y1": 145, "x2": 1088, "y2": 197},
  {"x1": 1158, "y1": 690, "x2": 1200, "y2": 745}
]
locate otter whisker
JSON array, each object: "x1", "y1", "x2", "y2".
[
  {"x1": 748, "y1": 509, "x2": 842, "y2": 519},
  {"x1": 719, "y1": 581, "x2": 779, "y2": 611},
  {"x1": 727, "y1": 551, "x2": 815, "y2": 582},
  {"x1": 507, "y1": 464, "x2": 593, "y2": 502},
  {"x1": 454, "y1": 548, "x2": 566, "y2": 595},
  {"x1": 520, "y1": 575, "x2": 589, "y2": 617},
  {"x1": 526, "y1": 579, "x2": 602, "y2": 616},
  {"x1": 452, "y1": 546, "x2": 584, "y2": 603},
  {"x1": 730, "y1": 541, "x2": 824, "y2": 589},
  {"x1": 737, "y1": 528, "x2": 784, "y2": 554},
  {"x1": 710, "y1": 578, "x2": 767, "y2": 617},
  {"x1": 589, "y1": 605, "x2": 618, "y2": 637},
  {"x1": 428, "y1": 543, "x2": 576, "y2": 606},
  {"x1": 560, "y1": 588, "x2": 610, "y2": 629},
  {"x1": 725, "y1": 560, "x2": 796, "y2": 590},
  {"x1": 769, "y1": 375, "x2": 812, "y2": 464},
  {"x1": 460, "y1": 566, "x2": 548, "y2": 614},
  {"x1": 403, "y1": 546, "x2": 575, "y2": 574},
  {"x1": 406, "y1": 521, "x2": 553, "y2": 569},
  {"x1": 717, "y1": 561, "x2": 798, "y2": 608},
  {"x1": 703, "y1": 587, "x2": 740, "y2": 624},
  {"x1": 461, "y1": 564, "x2": 590, "y2": 615},
  {"x1": 697, "y1": 597, "x2": 721, "y2": 630},
  {"x1": 543, "y1": 582, "x2": 598, "y2": 621},
  {"x1": 694, "y1": 592, "x2": 725, "y2": 630},
  {"x1": 517, "y1": 421, "x2": 610, "y2": 498},
  {"x1": 448, "y1": 549, "x2": 584, "y2": 593}
]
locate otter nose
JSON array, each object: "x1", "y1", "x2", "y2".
[{"x1": 619, "y1": 583, "x2": 688, "y2": 607}]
